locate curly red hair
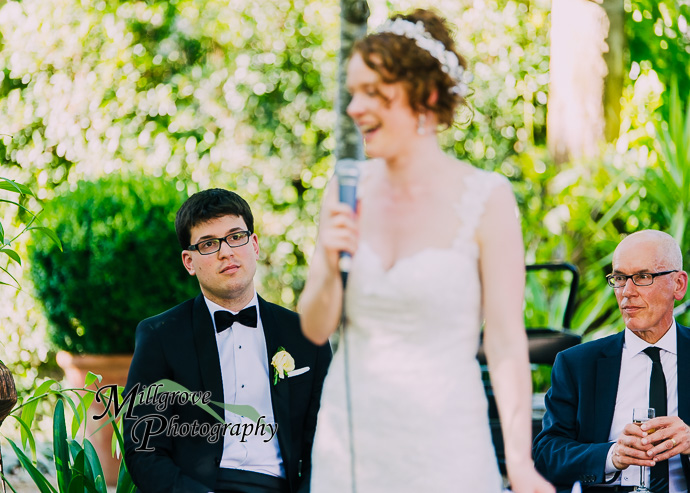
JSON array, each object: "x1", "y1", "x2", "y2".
[{"x1": 352, "y1": 8, "x2": 468, "y2": 128}]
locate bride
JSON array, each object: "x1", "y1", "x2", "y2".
[{"x1": 299, "y1": 9, "x2": 553, "y2": 493}]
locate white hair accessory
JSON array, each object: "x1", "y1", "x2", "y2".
[{"x1": 375, "y1": 18, "x2": 472, "y2": 97}]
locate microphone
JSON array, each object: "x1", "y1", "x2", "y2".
[{"x1": 334, "y1": 159, "x2": 360, "y2": 276}]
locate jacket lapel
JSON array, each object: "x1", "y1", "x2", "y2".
[
  {"x1": 259, "y1": 297, "x2": 293, "y2": 475},
  {"x1": 676, "y1": 323, "x2": 690, "y2": 480},
  {"x1": 593, "y1": 331, "x2": 624, "y2": 442},
  {"x1": 677, "y1": 323, "x2": 690, "y2": 422},
  {"x1": 192, "y1": 295, "x2": 225, "y2": 413}
]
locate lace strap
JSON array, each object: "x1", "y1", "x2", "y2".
[
  {"x1": 452, "y1": 170, "x2": 508, "y2": 249},
  {"x1": 355, "y1": 158, "x2": 382, "y2": 201}
]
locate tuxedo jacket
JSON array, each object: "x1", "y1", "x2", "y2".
[
  {"x1": 532, "y1": 322, "x2": 690, "y2": 493},
  {"x1": 123, "y1": 294, "x2": 332, "y2": 493}
]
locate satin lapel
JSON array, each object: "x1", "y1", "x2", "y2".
[
  {"x1": 192, "y1": 295, "x2": 225, "y2": 411},
  {"x1": 259, "y1": 297, "x2": 293, "y2": 472},
  {"x1": 593, "y1": 332, "x2": 625, "y2": 442}
]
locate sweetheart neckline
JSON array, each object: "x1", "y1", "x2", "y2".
[
  {"x1": 359, "y1": 241, "x2": 467, "y2": 274},
  {"x1": 354, "y1": 168, "x2": 494, "y2": 275}
]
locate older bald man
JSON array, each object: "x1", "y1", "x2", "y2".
[{"x1": 533, "y1": 230, "x2": 690, "y2": 493}]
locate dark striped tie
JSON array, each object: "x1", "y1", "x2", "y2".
[{"x1": 643, "y1": 346, "x2": 669, "y2": 493}]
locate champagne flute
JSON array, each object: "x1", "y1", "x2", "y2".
[{"x1": 632, "y1": 407, "x2": 655, "y2": 492}]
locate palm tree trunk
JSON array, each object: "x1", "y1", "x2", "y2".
[
  {"x1": 548, "y1": 0, "x2": 617, "y2": 163},
  {"x1": 602, "y1": 0, "x2": 625, "y2": 142}
]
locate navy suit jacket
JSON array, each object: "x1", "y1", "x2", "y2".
[
  {"x1": 123, "y1": 294, "x2": 332, "y2": 493},
  {"x1": 533, "y1": 322, "x2": 690, "y2": 492}
]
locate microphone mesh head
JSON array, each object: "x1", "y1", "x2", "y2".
[{"x1": 335, "y1": 159, "x2": 361, "y2": 187}]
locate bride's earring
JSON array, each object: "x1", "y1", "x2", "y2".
[{"x1": 417, "y1": 113, "x2": 426, "y2": 135}]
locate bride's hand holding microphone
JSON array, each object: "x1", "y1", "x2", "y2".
[
  {"x1": 315, "y1": 159, "x2": 361, "y2": 277},
  {"x1": 316, "y1": 180, "x2": 359, "y2": 276},
  {"x1": 299, "y1": 162, "x2": 360, "y2": 345}
]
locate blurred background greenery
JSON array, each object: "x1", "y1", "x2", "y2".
[{"x1": 0, "y1": 0, "x2": 689, "y2": 403}]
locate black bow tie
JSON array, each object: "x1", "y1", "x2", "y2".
[{"x1": 214, "y1": 306, "x2": 258, "y2": 333}]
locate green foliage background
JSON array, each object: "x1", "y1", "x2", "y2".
[
  {"x1": 28, "y1": 174, "x2": 200, "y2": 354},
  {"x1": 0, "y1": 0, "x2": 689, "y2": 397}
]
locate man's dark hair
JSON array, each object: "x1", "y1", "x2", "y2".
[{"x1": 175, "y1": 189, "x2": 255, "y2": 249}]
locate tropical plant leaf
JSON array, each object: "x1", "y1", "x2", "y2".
[
  {"x1": 0, "y1": 248, "x2": 21, "y2": 265},
  {"x1": 5, "y1": 438, "x2": 58, "y2": 493},
  {"x1": 7, "y1": 413, "x2": 37, "y2": 460},
  {"x1": 84, "y1": 372, "x2": 101, "y2": 387},
  {"x1": 0, "y1": 198, "x2": 32, "y2": 214},
  {"x1": 68, "y1": 445, "x2": 102, "y2": 492},
  {"x1": 115, "y1": 457, "x2": 137, "y2": 493},
  {"x1": 67, "y1": 449, "x2": 85, "y2": 493},
  {"x1": 94, "y1": 476, "x2": 107, "y2": 493},
  {"x1": 33, "y1": 379, "x2": 59, "y2": 399},
  {"x1": 67, "y1": 477, "x2": 85, "y2": 493},
  {"x1": 19, "y1": 398, "x2": 39, "y2": 456},
  {"x1": 72, "y1": 391, "x2": 96, "y2": 440},
  {"x1": 650, "y1": 79, "x2": 690, "y2": 252},
  {"x1": 0, "y1": 265, "x2": 20, "y2": 289},
  {"x1": 111, "y1": 411, "x2": 126, "y2": 452},
  {"x1": 54, "y1": 399, "x2": 73, "y2": 492},
  {"x1": 0, "y1": 178, "x2": 33, "y2": 196},
  {"x1": 572, "y1": 284, "x2": 616, "y2": 334},
  {"x1": 68, "y1": 440, "x2": 83, "y2": 463},
  {"x1": 83, "y1": 440, "x2": 107, "y2": 493},
  {"x1": 60, "y1": 394, "x2": 83, "y2": 439},
  {"x1": 594, "y1": 182, "x2": 640, "y2": 231},
  {"x1": 0, "y1": 470, "x2": 20, "y2": 493},
  {"x1": 78, "y1": 442, "x2": 101, "y2": 493},
  {"x1": 28, "y1": 226, "x2": 63, "y2": 252}
]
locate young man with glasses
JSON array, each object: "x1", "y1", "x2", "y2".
[
  {"x1": 533, "y1": 229, "x2": 690, "y2": 493},
  {"x1": 123, "y1": 188, "x2": 331, "y2": 493}
]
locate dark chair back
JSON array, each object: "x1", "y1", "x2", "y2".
[{"x1": 478, "y1": 262, "x2": 581, "y2": 475}]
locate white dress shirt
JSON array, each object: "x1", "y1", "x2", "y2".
[
  {"x1": 205, "y1": 293, "x2": 285, "y2": 478},
  {"x1": 604, "y1": 321, "x2": 686, "y2": 492}
]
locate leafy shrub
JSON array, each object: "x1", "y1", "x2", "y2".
[{"x1": 28, "y1": 174, "x2": 199, "y2": 354}]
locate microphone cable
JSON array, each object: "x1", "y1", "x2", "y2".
[{"x1": 340, "y1": 271, "x2": 357, "y2": 493}]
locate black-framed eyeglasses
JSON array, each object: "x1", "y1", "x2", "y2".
[
  {"x1": 188, "y1": 230, "x2": 251, "y2": 255},
  {"x1": 606, "y1": 270, "x2": 678, "y2": 288}
]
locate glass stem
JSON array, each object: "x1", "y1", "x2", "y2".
[{"x1": 640, "y1": 465, "x2": 646, "y2": 488}]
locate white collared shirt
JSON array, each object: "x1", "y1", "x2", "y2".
[
  {"x1": 205, "y1": 293, "x2": 285, "y2": 478},
  {"x1": 604, "y1": 320, "x2": 686, "y2": 492}
]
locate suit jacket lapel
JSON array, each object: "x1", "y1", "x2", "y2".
[
  {"x1": 676, "y1": 323, "x2": 690, "y2": 422},
  {"x1": 593, "y1": 331, "x2": 625, "y2": 442},
  {"x1": 676, "y1": 323, "x2": 690, "y2": 480},
  {"x1": 259, "y1": 297, "x2": 293, "y2": 473},
  {"x1": 192, "y1": 295, "x2": 225, "y2": 413}
]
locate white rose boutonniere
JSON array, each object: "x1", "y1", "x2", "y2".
[{"x1": 271, "y1": 346, "x2": 295, "y2": 385}]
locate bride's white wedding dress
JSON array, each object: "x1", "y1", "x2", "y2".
[{"x1": 310, "y1": 168, "x2": 506, "y2": 492}]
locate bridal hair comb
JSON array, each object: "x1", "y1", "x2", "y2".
[{"x1": 375, "y1": 18, "x2": 472, "y2": 97}]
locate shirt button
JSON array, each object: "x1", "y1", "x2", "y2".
[
  {"x1": 239, "y1": 345, "x2": 242, "y2": 349},
  {"x1": 241, "y1": 384, "x2": 245, "y2": 388}
]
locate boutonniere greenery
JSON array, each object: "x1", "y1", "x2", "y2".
[{"x1": 271, "y1": 347, "x2": 295, "y2": 385}]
